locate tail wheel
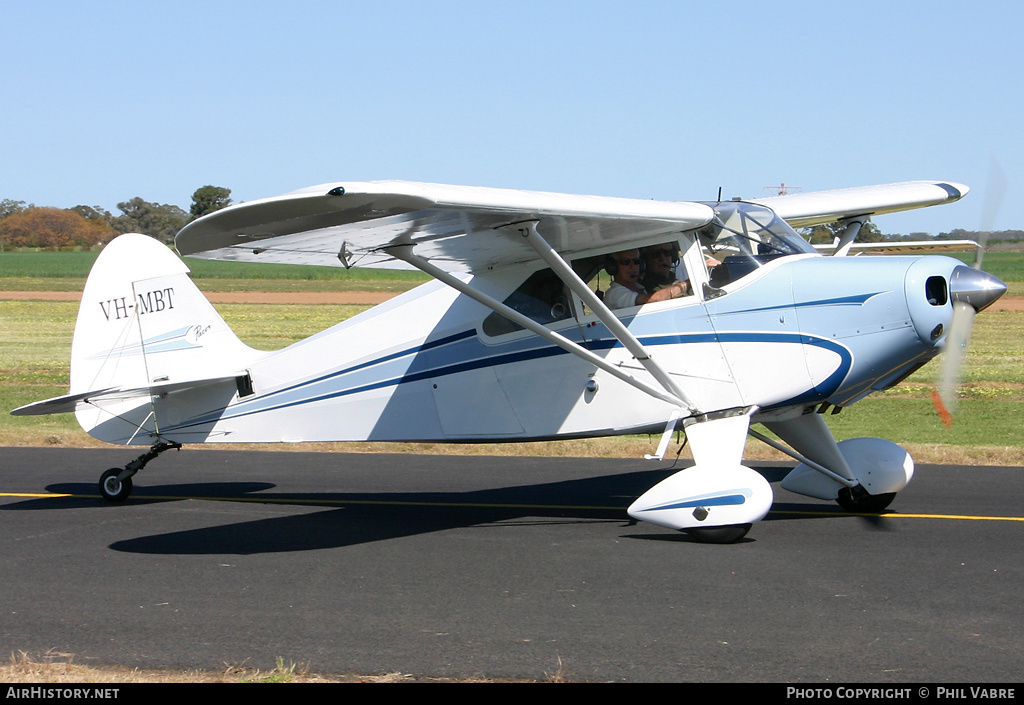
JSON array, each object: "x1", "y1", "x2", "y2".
[
  {"x1": 836, "y1": 487, "x2": 896, "y2": 514},
  {"x1": 686, "y1": 524, "x2": 752, "y2": 544},
  {"x1": 99, "y1": 468, "x2": 133, "y2": 502}
]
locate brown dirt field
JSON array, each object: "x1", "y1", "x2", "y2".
[
  {"x1": 3, "y1": 290, "x2": 1022, "y2": 311},
  {"x1": 988, "y1": 296, "x2": 1023, "y2": 312}
]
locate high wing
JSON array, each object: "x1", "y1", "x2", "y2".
[
  {"x1": 176, "y1": 181, "x2": 716, "y2": 273},
  {"x1": 178, "y1": 180, "x2": 971, "y2": 270},
  {"x1": 751, "y1": 180, "x2": 968, "y2": 229}
]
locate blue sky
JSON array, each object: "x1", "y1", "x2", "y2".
[{"x1": 2, "y1": 0, "x2": 1021, "y2": 236}]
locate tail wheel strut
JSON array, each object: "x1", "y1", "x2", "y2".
[{"x1": 98, "y1": 441, "x2": 182, "y2": 502}]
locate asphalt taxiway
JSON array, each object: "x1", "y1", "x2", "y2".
[{"x1": 1, "y1": 447, "x2": 1021, "y2": 682}]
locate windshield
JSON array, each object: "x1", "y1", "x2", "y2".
[
  {"x1": 698, "y1": 201, "x2": 816, "y2": 258},
  {"x1": 694, "y1": 201, "x2": 816, "y2": 288}
]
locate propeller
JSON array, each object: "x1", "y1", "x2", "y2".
[
  {"x1": 931, "y1": 161, "x2": 1008, "y2": 427},
  {"x1": 933, "y1": 281, "x2": 979, "y2": 427}
]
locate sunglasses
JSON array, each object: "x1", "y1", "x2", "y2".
[
  {"x1": 617, "y1": 258, "x2": 642, "y2": 266},
  {"x1": 649, "y1": 249, "x2": 676, "y2": 258}
]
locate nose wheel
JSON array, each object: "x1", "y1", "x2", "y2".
[
  {"x1": 836, "y1": 485, "x2": 896, "y2": 513},
  {"x1": 97, "y1": 441, "x2": 182, "y2": 502}
]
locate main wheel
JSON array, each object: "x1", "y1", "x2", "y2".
[
  {"x1": 836, "y1": 487, "x2": 895, "y2": 513},
  {"x1": 686, "y1": 523, "x2": 751, "y2": 544},
  {"x1": 99, "y1": 468, "x2": 133, "y2": 502}
]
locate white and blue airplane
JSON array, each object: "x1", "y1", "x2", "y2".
[{"x1": 13, "y1": 180, "x2": 1006, "y2": 542}]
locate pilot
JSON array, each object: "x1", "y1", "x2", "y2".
[
  {"x1": 642, "y1": 242, "x2": 688, "y2": 295},
  {"x1": 641, "y1": 242, "x2": 720, "y2": 296},
  {"x1": 604, "y1": 248, "x2": 687, "y2": 309}
]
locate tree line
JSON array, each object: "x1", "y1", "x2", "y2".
[
  {"x1": 899, "y1": 228, "x2": 1024, "y2": 243},
  {"x1": 0, "y1": 185, "x2": 232, "y2": 249},
  {"x1": 2, "y1": 185, "x2": 1020, "y2": 251}
]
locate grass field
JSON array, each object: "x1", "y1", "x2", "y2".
[
  {"x1": 2, "y1": 248, "x2": 1022, "y2": 294},
  {"x1": 1, "y1": 250, "x2": 1022, "y2": 464}
]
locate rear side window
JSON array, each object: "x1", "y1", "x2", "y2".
[{"x1": 482, "y1": 268, "x2": 571, "y2": 336}]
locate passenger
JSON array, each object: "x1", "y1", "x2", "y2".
[{"x1": 604, "y1": 248, "x2": 687, "y2": 309}]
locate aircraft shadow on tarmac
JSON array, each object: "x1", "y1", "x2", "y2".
[{"x1": 2, "y1": 466, "x2": 889, "y2": 555}]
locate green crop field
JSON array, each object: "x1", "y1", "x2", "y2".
[
  {"x1": 0, "y1": 249, "x2": 430, "y2": 292},
  {"x1": 1, "y1": 250, "x2": 1022, "y2": 464}
]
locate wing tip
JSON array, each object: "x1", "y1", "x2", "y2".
[{"x1": 935, "y1": 182, "x2": 969, "y2": 202}]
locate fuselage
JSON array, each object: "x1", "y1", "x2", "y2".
[{"x1": 142, "y1": 251, "x2": 975, "y2": 445}]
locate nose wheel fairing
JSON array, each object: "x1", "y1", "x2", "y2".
[
  {"x1": 781, "y1": 437, "x2": 914, "y2": 501},
  {"x1": 761, "y1": 412, "x2": 914, "y2": 507}
]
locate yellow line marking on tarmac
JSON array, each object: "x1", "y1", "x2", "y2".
[
  {"x1": 3, "y1": 491, "x2": 1024, "y2": 523},
  {"x1": 770, "y1": 509, "x2": 1024, "y2": 522}
]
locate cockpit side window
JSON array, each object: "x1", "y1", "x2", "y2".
[
  {"x1": 575, "y1": 239, "x2": 698, "y2": 313},
  {"x1": 482, "y1": 234, "x2": 710, "y2": 337}
]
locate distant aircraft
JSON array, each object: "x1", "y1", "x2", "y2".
[{"x1": 14, "y1": 179, "x2": 1005, "y2": 542}]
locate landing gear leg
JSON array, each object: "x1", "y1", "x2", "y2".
[{"x1": 98, "y1": 441, "x2": 182, "y2": 502}]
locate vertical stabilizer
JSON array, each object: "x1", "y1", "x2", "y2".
[{"x1": 71, "y1": 233, "x2": 260, "y2": 442}]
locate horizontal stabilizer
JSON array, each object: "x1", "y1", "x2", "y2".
[
  {"x1": 11, "y1": 374, "x2": 249, "y2": 417},
  {"x1": 12, "y1": 389, "x2": 117, "y2": 416}
]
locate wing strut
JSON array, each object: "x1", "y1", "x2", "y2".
[
  {"x1": 511, "y1": 220, "x2": 698, "y2": 413},
  {"x1": 387, "y1": 244, "x2": 686, "y2": 408},
  {"x1": 830, "y1": 216, "x2": 867, "y2": 257}
]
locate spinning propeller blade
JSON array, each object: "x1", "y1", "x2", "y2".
[
  {"x1": 931, "y1": 161, "x2": 1007, "y2": 427},
  {"x1": 975, "y1": 159, "x2": 1007, "y2": 271},
  {"x1": 933, "y1": 300, "x2": 975, "y2": 427}
]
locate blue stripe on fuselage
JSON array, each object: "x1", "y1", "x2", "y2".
[{"x1": 161, "y1": 321, "x2": 852, "y2": 432}]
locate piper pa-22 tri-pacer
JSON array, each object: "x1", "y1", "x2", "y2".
[{"x1": 13, "y1": 179, "x2": 1007, "y2": 542}]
